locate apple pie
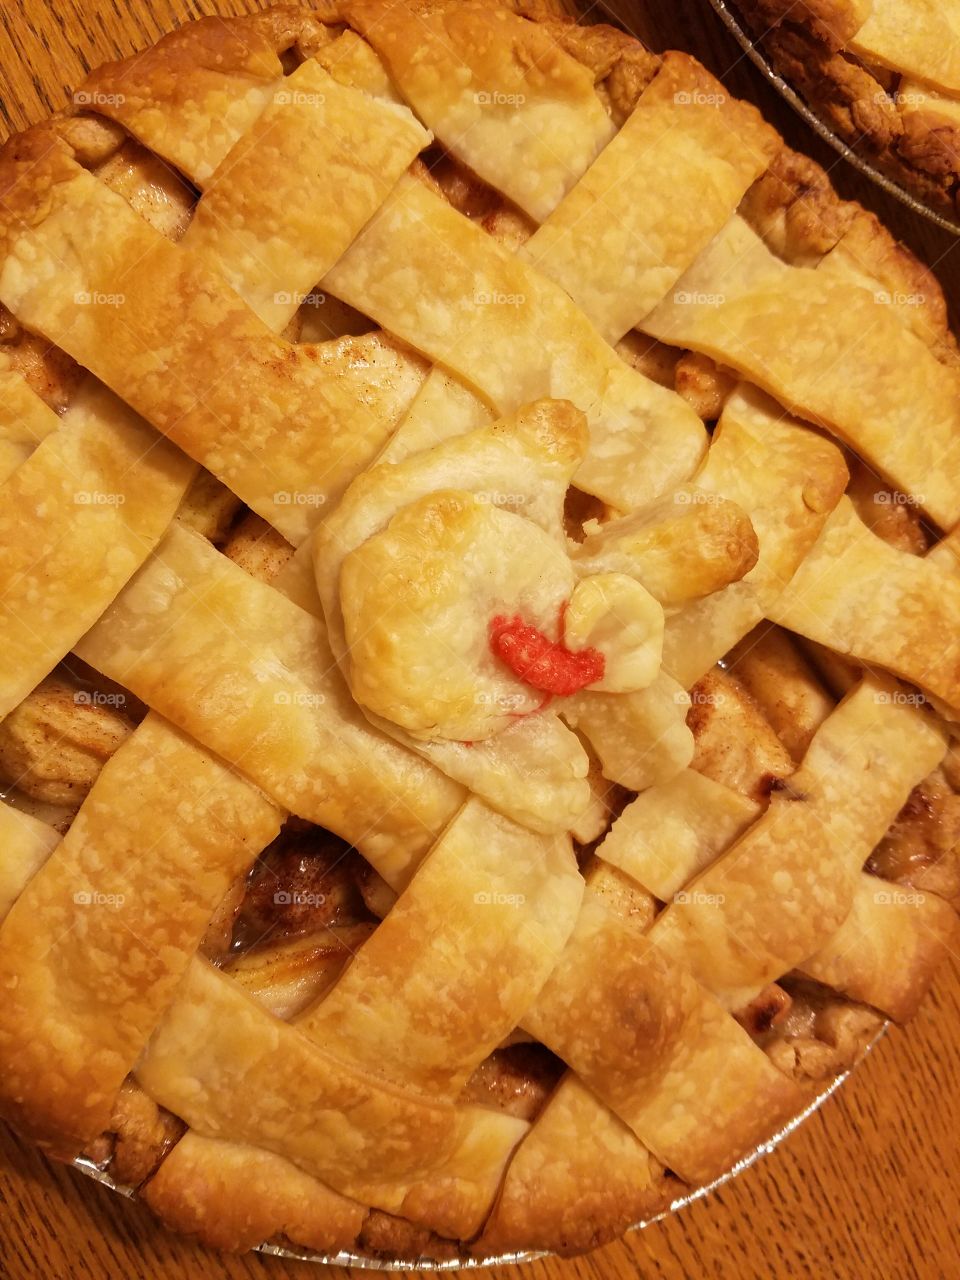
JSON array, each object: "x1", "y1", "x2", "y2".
[{"x1": 0, "y1": 0, "x2": 958, "y2": 1263}]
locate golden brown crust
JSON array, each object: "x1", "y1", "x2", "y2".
[
  {"x1": 800, "y1": 875, "x2": 960, "y2": 1022},
  {"x1": 144, "y1": 1131, "x2": 367, "y2": 1255},
  {"x1": 0, "y1": 0, "x2": 957, "y2": 1264},
  {"x1": 78, "y1": 9, "x2": 310, "y2": 180},
  {"x1": 738, "y1": 144, "x2": 854, "y2": 263},
  {"x1": 478, "y1": 1076, "x2": 672, "y2": 1257}
]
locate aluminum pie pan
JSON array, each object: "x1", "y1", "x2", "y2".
[
  {"x1": 69, "y1": 1023, "x2": 887, "y2": 1269},
  {"x1": 698, "y1": 0, "x2": 960, "y2": 237}
]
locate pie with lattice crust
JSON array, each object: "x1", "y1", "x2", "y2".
[
  {"x1": 0, "y1": 0, "x2": 959, "y2": 1263},
  {"x1": 733, "y1": 0, "x2": 960, "y2": 218}
]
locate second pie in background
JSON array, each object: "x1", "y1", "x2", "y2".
[{"x1": 720, "y1": 0, "x2": 960, "y2": 229}]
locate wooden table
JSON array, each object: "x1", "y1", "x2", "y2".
[{"x1": 0, "y1": 2, "x2": 958, "y2": 1278}]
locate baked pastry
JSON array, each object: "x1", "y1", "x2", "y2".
[
  {"x1": 0, "y1": 0, "x2": 958, "y2": 1263},
  {"x1": 731, "y1": 0, "x2": 960, "y2": 218}
]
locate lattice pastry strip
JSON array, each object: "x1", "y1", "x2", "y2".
[
  {"x1": 520, "y1": 884, "x2": 805, "y2": 1184},
  {"x1": 0, "y1": 379, "x2": 194, "y2": 719},
  {"x1": 181, "y1": 56, "x2": 431, "y2": 331},
  {"x1": 0, "y1": 132, "x2": 427, "y2": 545},
  {"x1": 597, "y1": 769, "x2": 761, "y2": 902},
  {"x1": 131, "y1": 3, "x2": 773, "y2": 502},
  {"x1": 487, "y1": 663, "x2": 957, "y2": 1246},
  {"x1": 349, "y1": 0, "x2": 616, "y2": 221},
  {"x1": 354, "y1": 0, "x2": 778, "y2": 338},
  {"x1": 0, "y1": 670, "x2": 535, "y2": 1240},
  {"x1": 484, "y1": 681, "x2": 958, "y2": 1248},
  {"x1": 0, "y1": 715, "x2": 283, "y2": 1156},
  {"x1": 649, "y1": 677, "x2": 949, "y2": 1008},
  {"x1": 143, "y1": 1131, "x2": 367, "y2": 1255},
  {"x1": 0, "y1": 72, "x2": 424, "y2": 718},
  {"x1": 135, "y1": 958, "x2": 528, "y2": 1240},
  {"x1": 847, "y1": 0, "x2": 960, "y2": 96},
  {"x1": 0, "y1": 369, "x2": 61, "y2": 483},
  {"x1": 128, "y1": 791, "x2": 589, "y2": 1240},
  {"x1": 800, "y1": 871, "x2": 960, "y2": 1022},
  {"x1": 299, "y1": 800, "x2": 584, "y2": 1096},
  {"x1": 769, "y1": 496, "x2": 960, "y2": 717},
  {"x1": 516, "y1": 50, "x2": 778, "y2": 343},
  {"x1": 596, "y1": 709, "x2": 959, "y2": 1024},
  {"x1": 79, "y1": 8, "x2": 299, "y2": 183},
  {"x1": 562, "y1": 386, "x2": 847, "y2": 788},
  {"x1": 324, "y1": 171, "x2": 708, "y2": 513},
  {"x1": 0, "y1": 138, "x2": 201, "y2": 723},
  {"x1": 660, "y1": 385, "x2": 849, "y2": 688},
  {"x1": 478, "y1": 1073, "x2": 666, "y2": 1255},
  {"x1": 0, "y1": 801, "x2": 60, "y2": 919},
  {"x1": 73, "y1": 523, "x2": 465, "y2": 886},
  {"x1": 642, "y1": 215, "x2": 960, "y2": 529},
  {"x1": 74, "y1": 511, "x2": 607, "y2": 843}
]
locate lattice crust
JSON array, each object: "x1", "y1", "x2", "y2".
[
  {"x1": 734, "y1": 0, "x2": 960, "y2": 216},
  {"x1": 0, "y1": 0, "x2": 958, "y2": 1264}
]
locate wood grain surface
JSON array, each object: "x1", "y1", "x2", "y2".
[{"x1": 0, "y1": 2, "x2": 958, "y2": 1279}]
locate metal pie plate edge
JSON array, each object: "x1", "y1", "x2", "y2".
[
  {"x1": 70, "y1": 1023, "x2": 887, "y2": 1269},
  {"x1": 694, "y1": 0, "x2": 960, "y2": 236}
]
